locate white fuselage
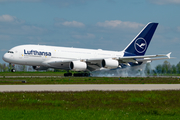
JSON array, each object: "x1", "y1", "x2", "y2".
[
  {"x1": 3, "y1": 45, "x2": 124, "y2": 68},
  {"x1": 3, "y1": 23, "x2": 169, "y2": 73}
]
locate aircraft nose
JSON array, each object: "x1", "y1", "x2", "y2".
[{"x1": 2, "y1": 53, "x2": 9, "y2": 62}]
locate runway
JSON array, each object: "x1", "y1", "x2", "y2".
[{"x1": 0, "y1": 84, "x2": 180, "y2": 92}]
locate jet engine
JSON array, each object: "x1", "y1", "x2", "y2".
[
  {"x1": 69, "y1": 61, "x2": 87, "y2": 71},
  {"x1": 102, "y1": 59, "x2": 119, "y2": 69},
  {"x1": 33, "y1": 66, "x2": 49, "y2": 70}
]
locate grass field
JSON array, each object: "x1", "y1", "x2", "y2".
[
  {"x1": 0, "y1": 71, "x2": 65, "y2": 76},
  {"x1": 0, "y1": 76, "x2": 180, "y2": 84},
  {"x1": 1, "y1": 72, "x2": 180, "y2": 119},
  {"x1": 0, "y1": 91, "x2": 180, "y2": 120},
  {"x1": 0, "y1": 71, "x2": 179, "y2": 77}
]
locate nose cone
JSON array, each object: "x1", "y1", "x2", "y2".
[{"x1": 2, "y1": 53, "x2": 10, "y2": 62}]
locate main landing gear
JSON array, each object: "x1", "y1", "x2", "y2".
[
  {"x1": 64, "y1": 72, "x2": 90, "y2": 77},
  {"x1": 73, "y1": 73, "x2": 90, "y2": 77},
  {"x1": 64, "y1": 73, "x2": 72, "y2": 77}
]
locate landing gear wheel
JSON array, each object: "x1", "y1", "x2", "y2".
[
  {"x1": 11, "y1": 69, "x2": 15, "y2": 72},
  {"x1": 73, "y1": 73, "x2": 90, "y2": 77},
  {"x1": 64, "y1": 73, "x2": 72, "y2": 77},
  {"x1": 73, "y1": 73, "x2": 82, "y2": 77}
]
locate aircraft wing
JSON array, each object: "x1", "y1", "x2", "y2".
[
  {"x1": 42, "y1": 52, "x2": 172, "y2": 71},
  {"x1": 78, "y1": 52, "x2": 172, "y2": 71},
  {"x1": 42, "y1": 59, "x2": 75, "y2": 70},
  {"x1": 42, "y1": 58, "x2": 103, "y2": 71},
  {"x1": 41, "y1": 57, "x2": 104, "y2": 71}
]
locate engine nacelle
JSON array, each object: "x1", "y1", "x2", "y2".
[
  {"x1": 33, "y1": 66, "x2": 49, "y2": 70},
  {"x1": 69, "y1": 61, "x2": 87, "y2": 71},
  {"x1": 102, "y1": 59, "x2": 119, "y2": 69}
]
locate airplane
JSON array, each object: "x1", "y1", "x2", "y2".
[{"x1": 2, "y1": 22, "x2": 172, "y2": 76}]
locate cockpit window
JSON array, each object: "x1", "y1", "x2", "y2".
[{"x1": 8, "y1": 51, "x2": 14, "y2": 54}]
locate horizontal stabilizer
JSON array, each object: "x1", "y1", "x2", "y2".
[
  {"x1": 136, "y1": 57, "x2": 173, "y2": 62},
  {"x1": 118, "y1": 52, "x2": 173, "y2": 63},
  {"x1": 166, "y1": 52, "x2": 171, "y2": 58}
]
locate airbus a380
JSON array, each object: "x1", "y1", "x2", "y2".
[{"x1": 3, "y1": 22, "x2": 172, "y2": 76}]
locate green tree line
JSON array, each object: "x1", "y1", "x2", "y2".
[
  {"x1": 145, "y1": 60, "x2": 180, "y2": 75},
  {"x1": 0, "y1": 64, "x2": 33, "y2": 72}
]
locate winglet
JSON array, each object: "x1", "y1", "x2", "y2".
[{"x1": 166, "y1": 52, "x2": 171, "y2": 59}]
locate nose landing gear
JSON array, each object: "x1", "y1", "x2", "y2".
[
  {"x1": 9, "y1": 63, "x2": 15, "y2": 72},
  {"x1": 11, "y1": 69, "x2": 16, "y2": 72}
]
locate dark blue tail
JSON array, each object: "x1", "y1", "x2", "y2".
[{"x1": 123, "y1": 22, "x2": 158, "y2": 56}]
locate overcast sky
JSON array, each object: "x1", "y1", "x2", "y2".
[{"x1": 0, "y1": 0, "x2": 179, "y2": 67}]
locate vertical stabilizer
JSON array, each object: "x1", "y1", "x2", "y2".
[{"x1": 123, "y1": 22, "x2": 158, "y2": 56}]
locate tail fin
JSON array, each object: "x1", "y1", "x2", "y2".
[{"x1": 123, "y1": 22, "x2": 158, "y2": 56}]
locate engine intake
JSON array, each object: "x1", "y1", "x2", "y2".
[
  {"x1": 70, "y1": 61, "x2": 87, "y2": 71},
  {"x1": 102, "y1": 59, "x2": 119, "y2": 69}
]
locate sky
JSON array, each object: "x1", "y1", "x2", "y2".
[{"x1": 0, "y1": 0, "x2": 180, "y2": 67}]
